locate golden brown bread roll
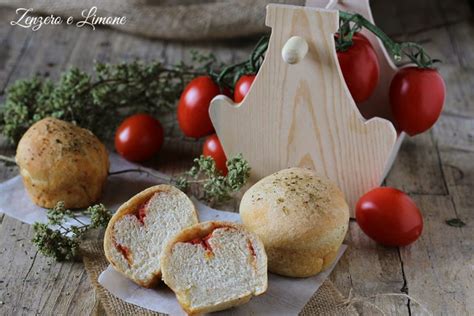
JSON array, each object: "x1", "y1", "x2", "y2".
[
  {"x1": 239, "y1": 167, "x2": 349, "y2": 277},
  {"x1": 16, "y1": 117, "x2": 109, "y2": 208}
]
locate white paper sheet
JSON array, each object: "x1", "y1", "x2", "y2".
[{"x1": 0, "y1": 153, "x2": 347, "y2": 316}]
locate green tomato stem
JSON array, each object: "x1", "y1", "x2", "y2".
[
  {"x1": 214, "y1": 35, "x2": 269, "y2": 90},
  {"x1": 338, "y1": 11, "x2": 437, "y2": 68}
]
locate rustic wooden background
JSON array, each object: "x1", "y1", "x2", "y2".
[{"x1": 0, "y1": 0, "x2": 473, "y2": 315}]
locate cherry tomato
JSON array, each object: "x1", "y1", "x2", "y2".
[
  {"x1": 221, "y1": 86, "x2": 233, "y2": 99},
  {"x1": 337, "y1": 33, "x2": 380, "y2": 103},
  {"x1": 115, "y1": 114, "x2": 164, "y2": 162},
  {"x1": 356, "y1": 187, "x2": 423, "y2": 247},
  {"x1": 234, "y1": 74, "x2": 256, "y2": 103},
  {"x1": 177, "y1": 76, "x2": 220, "y2": 138},
  {"x1": 390, "y1": 67, "x2": 445, "y2": 136},
  {"x1": 203, "y1": 133, "x2": 227, "y2": 175}
]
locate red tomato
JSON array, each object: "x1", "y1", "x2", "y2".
[
  {"x1": 203, "y1": 134, "x2": 228, "y2": 175},
  {"x1": 221, "y1": 86, "x2": 233, "y2": 99},
  {"x1": 234, "y1": 75, "x2": 256, "y2": 103},
  {"x1": 390, "y1": 67, "x2": 445, "y2": 136},
  {"x1": 356, "y1": 187, "x2": 423, "y2": 246},
  {"x1": 115, "y1": 114, "x2": 164, "y2": 162},
  {"x1": 337, "y1": 33, "x2": 380, "y2": 103},
  {"x1": 177, "y1": 76, "x2": 220, "y2": 138}
]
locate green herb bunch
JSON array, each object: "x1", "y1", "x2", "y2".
[
  {"x1": 112, "y1": 153, "x2": 251, "y2": 205},
  {"x1": 32, "y1": 202, "x2": 111, "y2": 261},
  {"x1": 0, "y1": 54, "x2": 215, "y2": 143},
  {"x1": 175, "y1": 153, "x2": 251, "y2": 204}
]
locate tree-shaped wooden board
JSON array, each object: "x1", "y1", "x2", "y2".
[{"x1": 209, "y1": 4, "x2": 397, "y2": 213}]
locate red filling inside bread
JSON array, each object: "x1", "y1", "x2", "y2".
[
  {"x1": 136, "y1": 202, "x2": 147, "y2": 225},
  {"x1": 189, "y1": 233, "x2": 214, "y2": 252},
  {"x1": 247, "y1": 240, "x2": 256, "y2": 257},
  {"x1": 114, "y1": 241, "x2": 132, "y2": 265},
  {"x1": 185, "y1": 225, "x2": 256, "y2": 260},
  {"x1": 113, "y1": 199, "x2": 150, "y2": 263},
  {"x1": 186, "y1": 225, "x2": 236, "y2": 252}
]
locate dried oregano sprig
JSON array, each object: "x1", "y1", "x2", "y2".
[
  {"x1": 32, "y1": 202, "x2": 111, "y2": 261},
  {"x1": 175, "y1": 154, "x2": 251, "y2": 204},
  {"x1": 110, "y1": 154, "x2": 251, "y2": 205},
  {"x1": 0, "y1": 53, "x2": 216, "y2": 144}
]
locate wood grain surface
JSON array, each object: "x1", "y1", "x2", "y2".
[
  {"x1": 210, "y1": 5, "x2": 397, "y2": 213},
  {"x1": 306, "y1": 0, "x2": 401, "y2": 122},
  {"x1": 0, "y1": 0, "x2": 473, "y2": 315}
]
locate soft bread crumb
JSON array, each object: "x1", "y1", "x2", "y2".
[
  {"x1": 161, "y1": 222, "x2": 268, "y2": 314},
  {"x1": 104, "y1": 185, "x2": 198, "y2": 287}
]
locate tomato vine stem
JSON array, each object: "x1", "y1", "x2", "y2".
[
  {"x1": 213, "y1": 35, "x2": 269, "y2": 91},
  {"x1": 338, "y1": 11, "x2": 438, "y2": 68},
  {"x1": 212, "y1": 10, "x2": 438, "y2": 91}
]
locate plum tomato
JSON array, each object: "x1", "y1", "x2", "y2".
[
  {"x1": 390, "y1": 67, "x2": 445, "y2": 136},
  {"x1": 177, "y1": 76, "x2": 220, "y2": 138},
  {"x1": 337, "y1": 32, "x2": 380, "y2": 103},
  {"x1": 356, "y1": 187, "x2": 423, "y2": 247}
]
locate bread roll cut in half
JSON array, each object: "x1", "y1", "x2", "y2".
[
  {"x1": 104, "y1": 185, "x2": 198, "y2": 288},
  {"x1": 16, "y1": 117, "x2": 109, "y2": 208},
  {"x1": 161, "y1": 221, "x2": 267, "y2": 315},
  {"x1": 240, "y1": 168, "x2": 349, "y2": 277}
]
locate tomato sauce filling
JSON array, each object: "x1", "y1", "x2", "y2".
[
  {"x1": 114, "y1": 240, "x2": 132, "y2": 265},
  {"x1": 185, "y1": 226, "x2": 256, "y2": 259},
  {"x1": 135, "y1": 202, "x2": 147, "y2": 225},
  {"x1": 113, "y1": 199, "x2": 151, "y2": 263},
  {"x1": 247, "y1": 240, "x2": 256, "y2": 257},
  {"x1": 189, "y1": 232, "x2": 214, "y2": 252}
]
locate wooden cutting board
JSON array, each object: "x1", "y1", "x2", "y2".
[{"x1": 209, "y1": 4, "x2": 398, "y2": 213}]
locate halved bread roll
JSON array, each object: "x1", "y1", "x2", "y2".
[
  {"x1": 104, "y1": 185, "x2": 198, "y2": 288},
  {"x1": 161, "y1": 221, "x2": 268, "y2": 315}
]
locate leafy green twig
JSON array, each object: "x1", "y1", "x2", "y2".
[
  {"x1": 109, "y1": 154, "x2": 251, "y2": 205},
  {"x1": 445, "y1": 218, "x2": 466, "y2": 227},
  {"x1": 32, "y1": 202, "x2": 111, "y2": 261},
  {"x1": 174, "y1": 154, "x2": 251, "y2": 204}
]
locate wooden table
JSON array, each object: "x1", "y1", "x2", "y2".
[{"x1": 0, "y1": 1, "x2": 473, "y2": 315}]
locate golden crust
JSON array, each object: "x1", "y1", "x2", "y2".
[
  {"x1": 264, "y1": 243, "x2": 341, "y2": 277},
  {"x1": 182, "y1": 295, "x2": 252, "y2": 316},
  {"x1": 161, "y1": 221, "x2": 268, "y2": 315},
  {"x1": 103, "y1": 185, "x2": 198, "y2": 288},
  {"x1": 15, "y1": 117, "x2": 109, "y2": 208},
  {"x1": 239, "y1": 167, "x2": 349, "y2": 277}
]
